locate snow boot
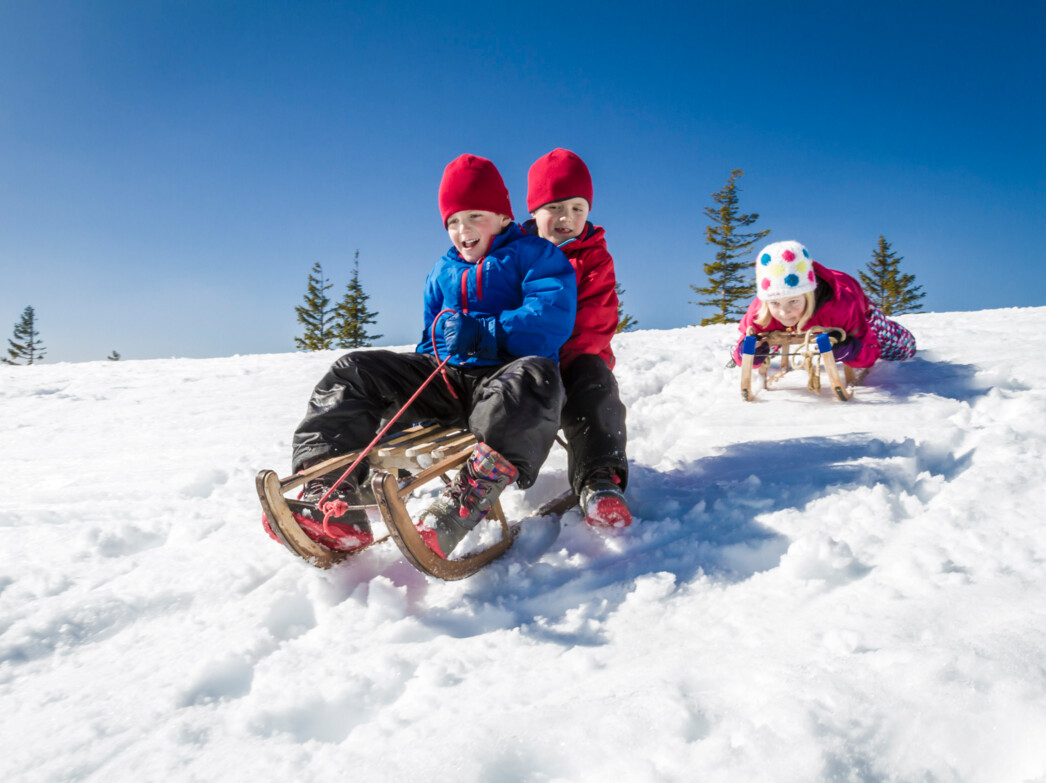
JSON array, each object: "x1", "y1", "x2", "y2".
[
  {"x1": 416, "y1": 443, "x2": 517, "y2": 558},
  {"x1": 262, "y1": 461, "x2": 374, "y2": 552},
  {"x1": 579, "y1": 469, "x2": 632, "y2": 528}
]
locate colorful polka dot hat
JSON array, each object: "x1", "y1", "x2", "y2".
[{"x1": 756, "y1": 240, "x2": 817, "y2": 301}]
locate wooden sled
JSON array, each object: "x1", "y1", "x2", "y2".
[
  {"x1": 257, "y1": 423, "x2": 577, "y2": 579},
  {"x1": 739, "y1": 327, "x2": 866, "y2": 402}
]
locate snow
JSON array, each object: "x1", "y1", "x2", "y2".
[{"x1": 3, "y1": 307, "x2": 1046, "y2": 782}]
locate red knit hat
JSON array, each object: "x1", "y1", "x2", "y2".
[
  {"x1": 527, "y1": 148, "x2": 593, "y2": 212},
  {"x1": 438, "y1": 154, "x2": 513, "y2": 226}
]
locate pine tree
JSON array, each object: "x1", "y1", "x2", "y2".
[
  {"x1": 295, "y1": 262, "x2": 337, "y2": 351},
  {"x1": 615, "y1": 282, "x2": 638, "y2": 333},
  {"x1": 859, "y1": 236, "x2": 925, "y2": 315},
  {"x1": 690, "y1": 169, "x2": 770, "y2": 325},
  {"x1": 334, "y1": 250, "x2": 383, "y2": 349},
  {"x1": 3, "y1": 306, "x2": 46, "y2": 365}
]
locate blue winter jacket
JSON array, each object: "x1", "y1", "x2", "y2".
[{"x1": 415, "y1": 222, "x2": 577, "y2": 367}]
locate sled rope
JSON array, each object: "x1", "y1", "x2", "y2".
[
  {"x1": 317, "y1": 353, "x2": 454, "y2": 536},
  {"x1": 432, "y1": 308, "x2": 460, "y2": 401}
]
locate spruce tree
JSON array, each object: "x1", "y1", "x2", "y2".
[
  {"x1": 3, "y1": 306, "x2": 46, "y2": 365},
  {"x1": 334, "y1": 250, "x2": 383, "y2": 349},
  {"x1": 690, "y1": 169, "x2": 770, "y2": 325},
  {"x1": 859, "y1": 236, "x2": 925, "y2": 315},
  {"x1": 615, "y1": 282, "x2": 638, "y2": 333},
  {"x1": 294, "y1": 262, "x2": 337, "y2": 351}
]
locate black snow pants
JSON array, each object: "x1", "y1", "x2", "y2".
[
  {"x1": 291, "y1": 350, "x2": 564, "y2": 489},
  {"x1": 560, "y1": 353, "x2": 629, "y2": 495}
]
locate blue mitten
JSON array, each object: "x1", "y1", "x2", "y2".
[
  {"x1": 832, "y1": 336, "x2": 862, "y2": 363},
  {"x1": 442, "y1": 313, "x2": 483, "y2": 356}
]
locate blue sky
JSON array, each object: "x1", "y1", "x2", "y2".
[{"x1": 1, "y1": 1, "x2": 1043, "y2": 363}]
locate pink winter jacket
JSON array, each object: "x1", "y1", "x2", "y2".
[{"x1": 733, "y1": 261, "x2": 881, "y2": 368}]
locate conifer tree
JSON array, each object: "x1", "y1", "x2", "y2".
[
  {"x1": 3, "y1": 306, "x2": 46, "y2": 365},
  {"x1": 294, "y1": 262, "x2": 337, "y2": 351},
  {"x1": 859, "y1": 236, "x2": 925, "y2": 315},
  {"x1": 690, "y1": 169, "x2": 770, "y2": 325},
  {"x1": 615, "y1": 282, "x2": 638, "y2": 333},
  {"x1": 334, "y1": 250, "x2": 383, "y2": 349}
]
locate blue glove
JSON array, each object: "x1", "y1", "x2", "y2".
[
  {"x1": 442, "y1": 312, "x2": 483, "y2": 356},
  {"x1": 738, "y1": 336, "x2": 771, "y2": 366},
  {"x1": 832, "y1": 336, "x2": 862, "y2": 363}
]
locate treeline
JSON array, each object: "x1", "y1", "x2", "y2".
[
  {"x1": 4, "y1": 188, "x2": 921, "y2": 365},
  {"x1": 691, "y1": 169, "x2": 924, "y2": 324}
]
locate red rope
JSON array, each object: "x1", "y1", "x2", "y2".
[{"x1": 431, "y1": 308, "x2": 459, "y2": 401}]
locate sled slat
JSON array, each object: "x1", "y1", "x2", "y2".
[{"x1": 427, "y1": 432, "x2": 477, "y2": 461}]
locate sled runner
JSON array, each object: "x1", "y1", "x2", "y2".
[
  {"x1": 257, "y1": 423, "x2": 577, "y2": 579},
  {"x1": 739, "y1": 327, "x2": 868, "y2": 402}
]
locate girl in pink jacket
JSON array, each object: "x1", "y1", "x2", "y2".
[{"x1": 732, "y1": 240, "x2": 916, "y2": 367}]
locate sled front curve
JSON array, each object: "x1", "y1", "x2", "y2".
[
  {"x1": 372, "y1": 470, "x2": 516, "y2": 581},
  {"x1": 257, "y1": 470, "x2": 348, "y2": 569}
]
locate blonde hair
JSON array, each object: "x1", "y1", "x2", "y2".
[{"x1": 754, "y1": 291, "x2": 817, "y2": 330}]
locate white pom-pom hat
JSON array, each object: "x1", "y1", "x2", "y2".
[{"x1": 756, "y1": 240, "x2": 817, "y2": 301}]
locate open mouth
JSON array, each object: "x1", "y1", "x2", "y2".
[{"x1": 462, "y1": 238, "x2": 480, "y2": 250}]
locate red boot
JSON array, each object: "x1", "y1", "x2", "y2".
[{"x1": 579, "y1": 469, "x2": 632, "y2": 528}]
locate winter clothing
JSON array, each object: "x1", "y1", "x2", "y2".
[
  {"x1": 439, "y1": 154, "x2": 513, "y2": 226},
  {"x1": 416, "y1": 221, "x2": 577, "y2": 367},
  {"x1": 559, "y1": 353, "x2": 629, "y2": 495},
  {"x1": 866, "y1": 304, "x2": 917, "y2": 360},
  {"x1": 830, "y1": 336, "x2": 863, "y2": 363},
  {"x1": 756, "y1": 240, "x2": 817, "y2": 300},
  {"x1": 292, "y1": 350, "x2": 564, "y2": 489},
  {"x1": 417, "y1": 443, "x2": 518, "y2": 558},
  {"x1": 440, "y1": 312, "x2": 487, "y2": 358},
  {"x1": 733, "y1": 261, "x2": 882, "y2": 368},
  {"x1": 579, "y1": 468, "x2": 632, "y2": 528},
  {"x1": 527, "y1": 148, "x2": 593, "y2": 211},
  {"x1": 520, "y1": 183, "x2": 627, "y2": 501},
  {"x1": 522, "y1": 220, "x2": 618, "y2": 370}
]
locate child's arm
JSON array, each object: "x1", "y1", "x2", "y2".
[
  {"x1": 732, "y1": 299, "x2": 764, "y2": 365},
  {"x1": 416, "y1": 268, "x2": 446, "y2": 355},
  {"x1": 486, "y1": 241, "x2": 577, "y2": 361},
  {"x1": 560, "y1": 244, "x2": 618, "y2": 369}
]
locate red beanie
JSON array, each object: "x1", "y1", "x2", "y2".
[
  {"x1": 527, "y1": 148, "x2": 593, "y2": 212},
  {"x1": 438, "y1": 154, "x2": 513, "y2": 226}
]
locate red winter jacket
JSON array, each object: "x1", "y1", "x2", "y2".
[
  {"x1": 524, "y1": 220, "x2": 619, "y2": 370},
  {"x1": 733, "y1": 261, "x2": 881, "y2": 368}
]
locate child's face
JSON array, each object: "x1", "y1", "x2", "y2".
[
  {"x1": 530, "y1": 197, "x2": 590, "y2": 245},
  {"x1": 766, "y1": 296, "x2": 806, "y2": 328},
  {"x1": 446, "y1": 210, "x2": 511, "y2": 263}
]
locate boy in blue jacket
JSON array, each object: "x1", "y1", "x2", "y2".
[{"x1": 285, "y1": 154, "x2": 577, "y2": 559}]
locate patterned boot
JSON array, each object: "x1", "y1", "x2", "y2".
[{"x1": 416, "y1": 444, "x2": 518, "y2": 558}]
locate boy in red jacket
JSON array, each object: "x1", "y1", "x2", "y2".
[{"x1": 524, "y1": 149, "x2": 632, "y2": 527}]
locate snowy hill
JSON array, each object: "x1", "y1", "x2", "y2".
[{"x1": 3, "y1": 308, "x2": 1045, "y2": 782}]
